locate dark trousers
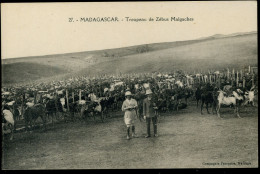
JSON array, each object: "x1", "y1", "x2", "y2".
[{"x1": 146, "y1": 116, "x2": 157, "y2": 136}]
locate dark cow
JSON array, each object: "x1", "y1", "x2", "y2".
[
  {"x1": 114, "y1": 92, "x2": 125, "y2": 111},
  {"x1": 195, "y1": 86, "x2": 202, "y2": 108},
  {"x1": 11, "y1": 104, "x2": 20, "y2": 131},
  {"x1": 154, "y1": 92, "x2": 167, "y2": 113},
  {"x1": 45, "y1": 97, "x2": 63, "y2": 126},
  {"x1": 99, "y1": 97, "x2": 110, "y2": 118},
  {"x1": 64, "y1": 97, "x2": 78, "y2": 122},
  {"x1": 200, "y1": 83, "x2": 218, "y2": 115},
  {"x1": 24, "y1": 104, "x2": 47, "y2": 131},
  {"x1": 105, "y1": 96, "x2": 116, "y2": 111},
  {"x1": 183, "y1": 88, "x2": 193, "y2": 104}
]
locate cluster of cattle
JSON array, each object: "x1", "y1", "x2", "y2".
[
  {"x1": 2, "y1": 70, "x2": 258, "y2": 140},
  {"x1": 195, "y1": 83, "x2": 257, "y2": 117}
]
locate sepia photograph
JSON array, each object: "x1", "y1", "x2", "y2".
[{"x1": 1, "y1": 1, "x2": 258, "y2": 169}]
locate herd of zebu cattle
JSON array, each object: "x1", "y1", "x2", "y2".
[{"x1": 2, "y1": 69, "x2": 258, "y2": 141}]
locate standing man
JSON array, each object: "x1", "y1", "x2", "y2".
[
  {"x1": 122, "y1": 91, "x2": 138, "y2": 140},
  {"x1": 143, "y1": 89, "x2": 158, "y2": 138}
]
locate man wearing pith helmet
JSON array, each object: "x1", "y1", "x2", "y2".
[
  {"x1": 143, "y1": 89, "x2": 158, "y2": 138},
  {"x1": 122, "y1": 91, "x2": 138, "y2": 140}
]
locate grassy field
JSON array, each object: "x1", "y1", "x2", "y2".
[
  {"x1": 2, "y1": 32, "x2": 257, "y2": 85},
  {"x1": 2, "y1": 99, "x2": 258, "y2": 169}
]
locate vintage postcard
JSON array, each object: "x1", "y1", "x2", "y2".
[{"x1": 1, "y1": 1, "x2": 257, "y2": 169}]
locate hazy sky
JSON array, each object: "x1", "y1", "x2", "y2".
[{"x1": 1, "y1": 1, "x2": 257, "y2": 59}]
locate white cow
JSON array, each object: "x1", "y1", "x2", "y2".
[
  {"x1": 46, "y1": 94, "x2": 54, "y2": 99},
  {"x1": 175, "y1": 80, "x2": 184, "y2": 88},
  {"x1": 88, "y1": 93, "x2": 97, "y2": 102},
  {"x1": 114, "y1": 81, "x2": 124, "y2": 86},
  {"x1": 7, "y1": 101, "x2": 15, "y2": 106},
  {"x1": 26, "y1": 102, "x2": 35, "y2": 107},
  {"x1": 214, "y1": 71, "x2": 220, "y2": 75},
  {"x1": 3, "y1": 109, "x2": 15, "y2": 126},
  {"x1": 60, "y1": 98, "x2": 67, "y2": 112},
  {"x1": 143, "y1": 83, "x2": 150, "y2": 90},
  {"x1": 109, "y1": 84, "x2": 115, "y2": 92},
  {"x1": 195, "y1": 74, "x2": 202, "y2": 78},
  {"x1": 216, "y1": 90, "x2": 243, "y2": 118},
  {"x1": 104, "y1": 88, "x2": 109, "y2": 93},
  {"x1": 78, "y1": 100, "x2": 86, "y2": 105},
  {"x1": 2, "y1": 109, "x2": 15, "y2": 140},
  {"x1": 204, "y1": 75, "x2": 208, "y2": 82},
  {"x1": 2, "y1": 92, "x2": 11, "y2": 96},
  {"x1": 60, "y1": 98, "x2": 66, "y2": 106},
  {"x1": 94, "y1": 104, "x2": 102, "y2": 113},
  {"x1": 57, "y1": 90, "x2": 64, "y2": 95},
  {"x1": 166, "y1": 78, "x2": 175, "y2": 83},
  {"x1": 243, "y1": 90, "x2": 256, "y2": 107}
]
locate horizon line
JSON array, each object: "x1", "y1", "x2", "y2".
[{"x1": 2, "y1": 30, "x2": 257, "y2": 60}]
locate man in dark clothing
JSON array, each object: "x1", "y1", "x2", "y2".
[{"x1": 143, "y1": 89, "x2": 158, "y2": 138}]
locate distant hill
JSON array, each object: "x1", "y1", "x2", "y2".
[
  {"x1": 197, "y1": 31, "x2": 257, "y2": 40},
  {"x1": 2, "y1": 32, "x2": 257, "y2": 85},
  {"x1": 2, "y1": 62, "x2": 67, "y2": 84},
  {"x1": 75, "y1": 32, "x2": 257, "y2": 76}
]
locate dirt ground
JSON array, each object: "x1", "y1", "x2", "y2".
[{"x1": 2, "y1": 100, "x2": 258, "y2": 169}]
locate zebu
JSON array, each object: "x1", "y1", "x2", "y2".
[
  {"x1": 24, "y1": 104, "x2": 47, "y2": 131},
  {"x1": 2, "y1": 107, "x2": 15, "y2": 141},
  {"x1": 154, "y1": 92, "x2": 168, "y2": 113},
  {"x1": 216, "y1": 90, "x2": 244, "y2": 118},
  {"x1": 195, "y1": 83, "x2": 217, "y2": 115},
  {"x1": 243, "y1": 87, "x2": 257, "y2": 107},
  {"x1": 44, "y1": 97, "x2": 63, "y2": 127},
  {"x1": 201, "y1": 90, "x2": 217, "y2": 115},
  {"x1": 97, "y1": 97, "x2": 110, "y2": 118},
  {"x1": 173, "y1": 87, "x2": 192, "y2": 106},
  {"x1": 63, "y1": 97, "x2": 79, "y2": 122},
  {"x1": 6, "y1": 102, "x2": 20, "y2": 131},
  {"x1": 114, "y1": 92, "x2": 125, "y2": 111},
  {"x1": 80, "y1": 100, "x2": 106, "y2": 122},
  {"x1": 106, "y1": 96, "x2": 116, "y2": 112},
  {"x1": 183, "y1": 87, "x2": 193, "y2": 105},
  {"x1": 195, "y1": 86, "x2": 202, "y2": 108}
]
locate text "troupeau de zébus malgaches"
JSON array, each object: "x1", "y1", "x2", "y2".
[{"x1": 68, "y1": 17, "x2": 194, "y2": 23}]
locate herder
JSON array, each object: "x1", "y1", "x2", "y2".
[
  {"x1": 122, "y1": 91, "x2": 138, "y2": 140},
  {"x1": 143, "y1": 89, "x2": 158, "y2": 138}
]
